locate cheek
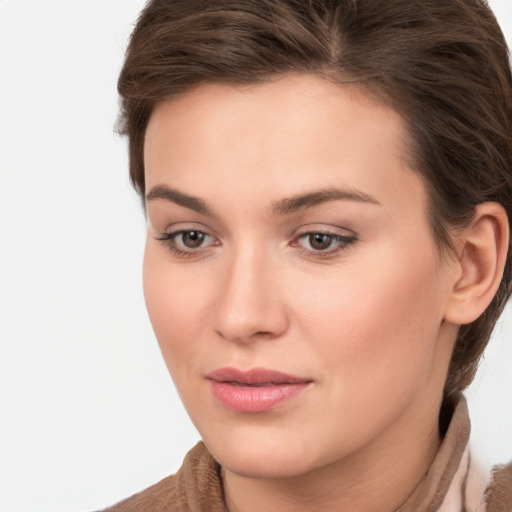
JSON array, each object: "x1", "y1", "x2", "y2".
[
  {"x1": 287, "y1": 243, "x2": 446, "y2": 390},
  {"x1": 273, "y1": 248, "x2": 448, "y2": 456},
  {"x1": 142, "y1": 240, "x2": 213, "y2": 371}
]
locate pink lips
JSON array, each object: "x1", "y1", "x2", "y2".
[{"x1": 206, "y1": 367, "x2": 312, "y2": 413}]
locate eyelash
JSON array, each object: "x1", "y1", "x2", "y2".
[
  {"x1": 155, "y1": 230, "x2": 357, "y2": 259},
  {"x1": 293, "y1": 232, "x2": 357, "y2": 258},
  {"x1": 155, "y1": 230, "x2": 218, "y2": 258}
]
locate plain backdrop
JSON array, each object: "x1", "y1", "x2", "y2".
[{"x1": 0, "y1": 1, "x2": 511, "y2": 511}]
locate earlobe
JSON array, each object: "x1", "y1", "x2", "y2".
[{"x1": 444, "y1": 202, "x2": 509, "y2": 325}]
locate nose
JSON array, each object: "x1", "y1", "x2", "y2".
[{"x1": 213, "y1": 247, "x2": 289, "y2": 344}]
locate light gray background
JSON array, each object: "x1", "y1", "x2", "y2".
[{"x1": 0, "y1": 1, "x2": 511, "y2": 511}]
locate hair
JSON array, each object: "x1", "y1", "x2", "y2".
[{"x1": 117, "y1": 0, "x2": 512, "y2": 408}]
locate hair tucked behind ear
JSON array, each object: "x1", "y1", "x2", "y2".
[{"x1": 118, "y1": 0, "x2": 512, "y2": 405}]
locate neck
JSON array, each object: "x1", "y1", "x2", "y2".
[{"x1": 223, "y1": 397, "x2": 442, "y2": 512}]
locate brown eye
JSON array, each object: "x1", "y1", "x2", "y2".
[
  {"x1": 156, "y1": 229, "x2": 217, "y2": 257},
  {"x1": 181, "y1": 231, "x2": 205, "y2": 248},
  {"x1": 309, "y1": 233, "x2": 333, "y2": 250},
  {"x1": 294, "y1": 231, "x2": 357, "y2": 256}
]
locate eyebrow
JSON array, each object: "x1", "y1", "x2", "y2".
[
  {"x1": 272, "y1": 188, "x2": 380, "y2": 215},
  {"x1": 145, "y1": 184, "x2": 380, "y2": 216},
  {"x1": 146, "y1": 185, "x2": 213, "y2": 215}
]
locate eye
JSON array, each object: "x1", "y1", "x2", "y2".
[
  {"x1": 156, "y1": 229, "x2": 217, "y2": 257},
  {"x1": 294, "y1": 231, "x2": 356, "y2": 255},
  {"x1": 180, "y1": 230, "x2": 207, "y2": 248},
  {"x1": 307, "y1": 233, "x2": 336, "y2": 251}
]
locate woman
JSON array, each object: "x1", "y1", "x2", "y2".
[{"x1": 102, "y1": 0, "x2": 512, "y2": 510}]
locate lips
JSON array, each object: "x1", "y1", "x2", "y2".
[{"x1": 206, "y1": 367, "x2": 313, "y2": 413}]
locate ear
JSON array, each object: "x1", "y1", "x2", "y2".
[{"x1": 444, "y1": 202, "x2": 509, "y2": 325}]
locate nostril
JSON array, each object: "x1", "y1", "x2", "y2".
[{"x1": 215, "y1": 328, "x2": 279, "y2": 344}]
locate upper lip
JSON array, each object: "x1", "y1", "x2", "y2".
[{"x1": 206, "y1": 367, "x2": 312, "y2": 385}]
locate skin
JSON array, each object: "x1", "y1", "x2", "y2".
[{"x1": 142, "y1": 74, "x2": 501, "y2": 511}]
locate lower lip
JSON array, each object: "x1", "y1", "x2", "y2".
[{"x1": 208, "y1": 381, "x2": 310, "y2": 413}]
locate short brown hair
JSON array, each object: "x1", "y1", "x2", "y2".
[{"x1": 118, "y1": 0, "x2": 512, "y2": 406}]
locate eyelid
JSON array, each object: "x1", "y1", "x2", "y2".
[
  {"x1": 154, "y1": 224, "x2": 220, "y2": 258},
  {"x1": 154, "y1": 221, "x2": 218, "y2": 241},
  {"x1": 290, "y1": 225, "x2": 358, "y2": 257},
  {"x1": 292, "y1": 223, "x2": 356, "y2": 239}
]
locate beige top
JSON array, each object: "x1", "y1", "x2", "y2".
[{"x1": 100, "y1": 398, "x2": 512, "y2": 511}]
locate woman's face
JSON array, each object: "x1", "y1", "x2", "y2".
[{"x1": 143, "y1": 75, "x2": 458, "y2": 478}]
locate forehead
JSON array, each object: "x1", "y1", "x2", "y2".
[
  {"x1": 145, "y1": 75, "x2": 407, "y2": 157},
  {"x1": 143, "y1": 74, "x2": 425, "y2": 216}
]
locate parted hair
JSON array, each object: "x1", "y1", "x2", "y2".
[{"x1": 118, "y1": 0, "x2": 512, "y2": 407}]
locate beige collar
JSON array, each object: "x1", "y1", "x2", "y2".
[{"x1": 397, "y1": 396, "x2": 489, "y2": 512}]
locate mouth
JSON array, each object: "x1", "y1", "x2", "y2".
[{"x1": 205, "y1": 367, "x2": 313, "y2": 413}]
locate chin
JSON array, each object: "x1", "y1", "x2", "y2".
[{"x1": 201, "y1": 426, "x2": 328, "y2": 479}]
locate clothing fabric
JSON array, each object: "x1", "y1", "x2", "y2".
[{"x1": 100, "y1": 398, "x2": 512, "y2": 511}]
